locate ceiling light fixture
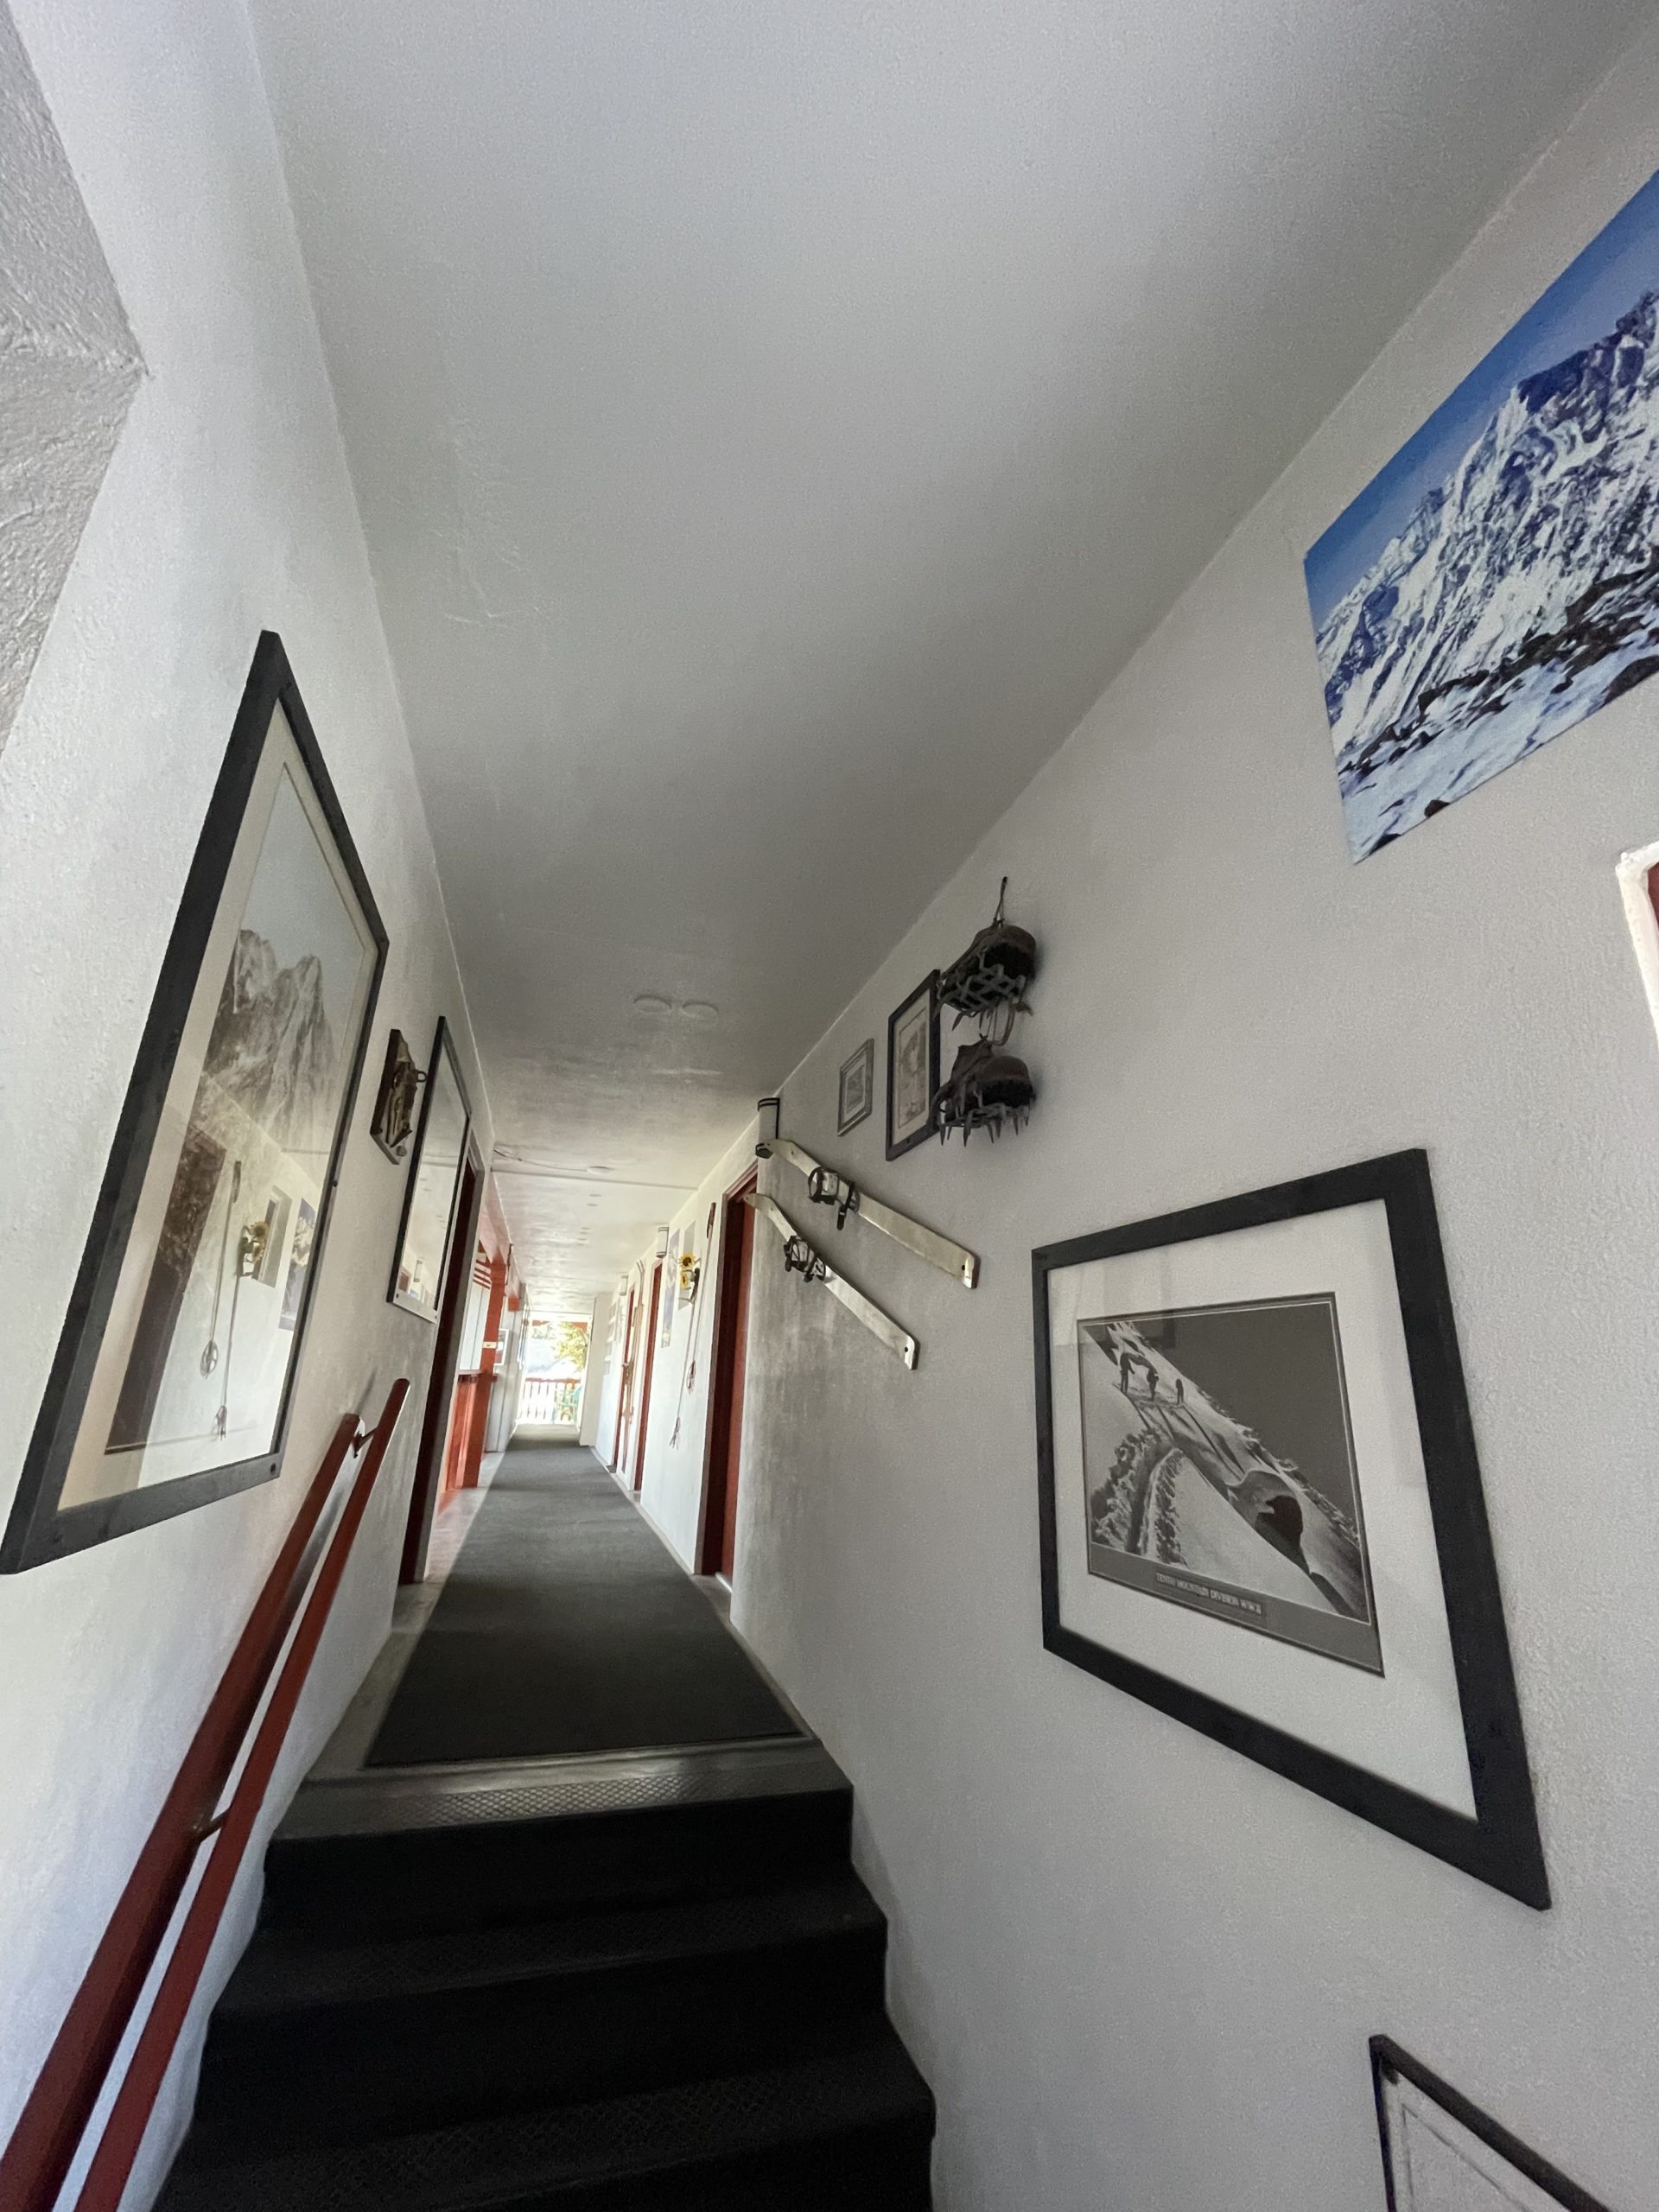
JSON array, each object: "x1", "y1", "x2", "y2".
[{"x1": 632, "y1": 993, "x2": 671, "y2": 1014}]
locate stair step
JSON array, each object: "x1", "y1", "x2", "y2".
[
  {"x1": 185, "y1": 1875, "x2": 890, "y2": 2158},
  {"x1": 262, "y1": 1744, "x2": 853, "y2": 1937},
  {"x1": 158, "y1": 2027, "x2": 935, "y2": 2211}
]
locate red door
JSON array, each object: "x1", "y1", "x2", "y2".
[
  {"x1": 700, "y1": 1173, "x2": 757, "y2": 1577},
  {"x1": 632, "y1": 1263, "x2": 663, "y2": 1493}
]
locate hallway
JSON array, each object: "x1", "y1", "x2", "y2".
[
  {"x1": 365, "y1": 1441, "x2": 799, "y2": 1766},
  {"x1": 9, "y1": 4, "x2": 1659, "y2": 2209}
]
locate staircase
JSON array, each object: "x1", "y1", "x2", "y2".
[{"x1": 156, "y1": 1741, "x2": 934, "y2": 2209}]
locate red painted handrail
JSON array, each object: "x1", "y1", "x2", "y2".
[{"x1": 0, "y1": 1380, "x2": 409, "y2": 2212}]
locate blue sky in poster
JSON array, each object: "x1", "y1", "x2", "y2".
[{"x1": 1305, "y1": 162, "x2": 1659, "y2": 626}]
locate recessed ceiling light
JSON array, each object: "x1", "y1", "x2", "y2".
[
  {"x1": 682, "y1": 1001, "x2": 719, "y2": 1024},
  {"x1": 632, "y1": 993, "x2": 671, "y2": 1014},
  {"x1": 588, "y1": 1163, "x2": 612, "y2": 1173}
]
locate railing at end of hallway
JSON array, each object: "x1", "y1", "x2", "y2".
[
  {"x1": 0, "y1": 1377, "x2": 410, "y2": 2212},
  {"x1": 518, "y1": 1375, "x2": 582, "y2": 1426}
]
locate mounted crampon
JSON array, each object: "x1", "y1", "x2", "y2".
[{"x1": 931, "y1": 877, "x2": 1038, "y2": 1141}]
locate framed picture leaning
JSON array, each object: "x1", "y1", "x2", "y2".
[
  {"x1": 838, "y1": 1038, "x2": 874, "y2": 1135},
  {"x1": 886, "y1": 972, "x2": 938, "y2": 1160},
  {"x1": 3, "y1": 633, "x2": 387, "y2": 1572},
  {"x1": 1031, "y1": 1149, "x2": 1547, "y2": 1905},
  {"x1": 388, "y1": 1018, "x2": 471, "y2": 1322}
]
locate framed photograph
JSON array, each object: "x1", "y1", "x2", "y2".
[
  {"x1": 1307, "y1": 162, "x2": 1659, "y2": 860},
  {"x1": 886, "y1": 972, "x2": 938, "y2": 1160},
  {"x1": 2, "y1": 634, "x2": 386, "y2": 1572},
  {"x1": 1032, "y1": 1151, "x2": 1547, "y2": 1905},
  {"x1": 837, "y1": 1038, "x2": 874, "y2": 1135},
  {"x1": 1371, "y1": 2037, "x2": 1607, "y2": 2212},
  {"x1": 369, "y1": 1027, "x2": 423, "y2": 1161},
  {"x1": 388, "y1": 1018, "x2": 471, "y2": 1321}
]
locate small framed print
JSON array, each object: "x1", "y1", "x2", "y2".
[
  {"x1": 1371, "y1": 2038, "x2": 1608, "y2": 2212},
  {"x1": 837, "y1": 1039, "x2": 874, "y2": 1134},
  {"x1": 3, "y1": 634, "x2": 386, "y2": 1571},
  {"x1": 886, "y1": 973, "x2": 938, "y2": 1160},
  {"x1": 388, "y1": 1020, "x2": 471, "y2": 1321},
  {"x1": 1032, "y1": 1150, "x2": 1547, "y2": 1906},
  {"x1": 370, "y1": 1027, "x2": 423, "y2": 1161}
]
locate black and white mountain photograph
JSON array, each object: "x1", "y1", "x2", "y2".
[
  {"x1": 1306, "y1": 162, "x2": 1659, "y2": 860},
  {"x1": 107, "y1": 769, "x2": 372, "y2": 1479},
  {"x1": 1077, "y1": 1296, "x2": 1382, "y2": 1671}
]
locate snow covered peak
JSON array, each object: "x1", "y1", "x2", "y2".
[{"x1": 1313, "y1": 289, "x2": 1659, "y2": 856}]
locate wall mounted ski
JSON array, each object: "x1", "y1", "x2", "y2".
[
  {"x1": 745, "y1": 1192, "x2": 918, "y2": 1370},
  {"x1": 755, "y1": 1137, "x2": 979, "y2": 1289}
]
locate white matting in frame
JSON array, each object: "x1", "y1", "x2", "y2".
[
  {"x1": 1047, "y1": 1196, "x2": 1471, "y2": 1814},
  {"x1": 1032, "y1": 1151, "x2": 1547, "y2": 1905}
]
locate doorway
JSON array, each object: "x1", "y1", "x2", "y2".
[
  {"x1": 399, "y1": 1142, "x2": 486, "y2": 1584},
  {"x1": 631, "y1": 1262, "x2": 664, "y2": 1493},
  {"x1": 698, "y1": 1167, "x2": 758, "y2": 1578}
]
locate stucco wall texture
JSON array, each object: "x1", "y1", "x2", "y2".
[
  {"x1": 0, "y1": 0, "x2": 489, "y2": 2201},
  {"x1": 0, "y1": 0, "x2": 141, "y2": 757},
  {"x1": 694, "y1": 32, "x2": 1659, "y2": 2212}
]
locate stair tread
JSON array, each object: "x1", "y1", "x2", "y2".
[
  {"x1": 276, "y1": 1740, "x2": 848, "y2": 1842},
  {"x1": 221, "y1": 1873, "x2": 884, "y2": 2012},
  {"x1": 162, "y1": 2029, "x2": 933, "y2": 2210}
]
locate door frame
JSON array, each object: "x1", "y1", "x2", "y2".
[
  {"x1": 696, "y1": 1165, "x2": 759, "y2": 1575},
  {"x1": 399, "y1": 1137, "x2": 486, "y2": 1584},
  {"x1": 610, "y1": 1277, "x2": 638, "y2": 1471},
  {"x1": 631, "y1": 1262, "x2": 664, "y2": 1493}
]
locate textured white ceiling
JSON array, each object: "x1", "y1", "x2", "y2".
[{"x1": 248, "y1": 0, "x2": 1648, "y2": 1305}]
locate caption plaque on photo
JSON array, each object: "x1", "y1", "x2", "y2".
[{"x1": 1032, "y1": 1150, "x2": 1547, "y2": 1904}]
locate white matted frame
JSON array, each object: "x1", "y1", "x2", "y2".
[
  {"x1": 3, "y1": 635, "x2": 386, "y2": 1571},
  {"x1": 1033, "y1": 1151, "x2": 1547, "y2": 1905},
  {"x1": 1371, "y1": 2038, "x2": 1608, "y2": 2212}
]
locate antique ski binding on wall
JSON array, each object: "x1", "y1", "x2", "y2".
[
  {"x1": 756, "y1": 1119, "x2": 980, "y2": 1287},
  {"x1": 745, "y1": 1192, "x2": 918, "y2": 1369}
]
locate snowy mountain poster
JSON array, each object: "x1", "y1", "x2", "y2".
[
  {"x1": 1077, "y1": 1297, "x2": 1380, "y2": 1672},
  {"x1": 1307, "y1": 164, "x2": 1659, "y2": 860}
]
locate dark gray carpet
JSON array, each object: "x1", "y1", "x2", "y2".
[{"x1": 366, "y1": 1442, "x2": 798, "y2": 1765}]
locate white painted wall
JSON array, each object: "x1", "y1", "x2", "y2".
[
  {"x1": 634, "y1": 1124, "x2": 758, "y2": 1567},
  {"x1": 0, "y1": 0, "x2": 489, "y2": 2200},
  {"x1": 709, "y1": 35, "x2": 1659, "y2": 2212},
  {"x1": 576, "y1": 1293, "x2": 614, "y2": 1449}
]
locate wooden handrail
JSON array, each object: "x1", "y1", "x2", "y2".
[{"x1": 0, "y1": 1381, "x2": 409, "y2": 2212}]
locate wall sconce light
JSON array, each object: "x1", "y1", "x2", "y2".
[
  {"x1": 655, "y1": 1225, "x2": 671, "y2": 1259},
  {"x1": 756, "y1": 1096, "x2": 781, "y2": 1146}
]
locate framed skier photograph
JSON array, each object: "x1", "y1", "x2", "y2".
[
  {"x1": 1031, "y1": 1150, "x2": 1547, "y2": 1905},
  {"x1": 3, "y1": 634, "x2": 386, "y2": 1571}
]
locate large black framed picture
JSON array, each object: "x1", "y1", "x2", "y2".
[
  {"x1": 1032, "y1": 1150, "x2": 1547, "y2": 1905},
  {"x1": 886, "y1": 970, "x2": 938, "y2": 1160},
  {"x1": 3, "y1": 634, "x2": 387, "y2": 1572},
  {"x1": 387, "y1": 1018, "x2": 471, "y2": 1321},
  {"x1": 1371, "y1": 2037, "x2": 1607, "y2": 2212}
]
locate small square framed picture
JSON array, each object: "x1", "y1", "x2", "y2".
[
  {"x1": 837, "y1": 1039, "x2": 874, "y2": 1134},
  {"x1": 1371, "y1": 2038, "x2": 1608, "y2": 2211},
  {"x1": 886, "y1": 972, "x2": 938, "y2": 1160}
]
